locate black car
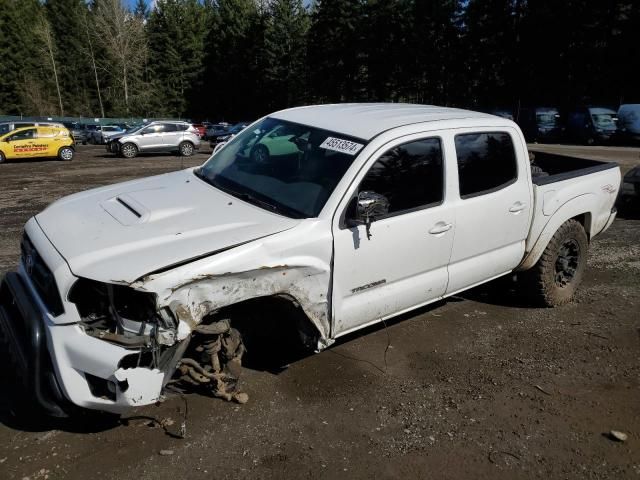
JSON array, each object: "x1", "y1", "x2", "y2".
[
  {"x1": 516, "y1": 107, "x2": 565, "y2": 143},
  {"x1": 62, "y1": 122, "x2": 88, "y2": 145},
  {"x1": 209, "y1": 122, "x2": 251, "y2": 147}
]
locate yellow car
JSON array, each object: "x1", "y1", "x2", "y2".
[{"x1": 0, "y1": 126, "x2": 75, "y2": 164}]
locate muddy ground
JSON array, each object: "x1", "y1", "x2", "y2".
[{"x1": 0, "y1": 144, "x2": 638, "y2": 480}]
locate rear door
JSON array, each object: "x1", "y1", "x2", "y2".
[
  {"x1": 36, "y1": 127, "x2": 58, "y2": 157},
  {"x1": 332, "y1": 134, "x2": 455, "y2": 336},
  {"x1": 446, "y1": 129, "x2": 532, "y2": 294},
  {"x1": 162, "y1": 123, "x2": 181, "y2": 149}
]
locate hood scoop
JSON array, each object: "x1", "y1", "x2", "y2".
[{"x1": 101, "y1": 194, "x2": 150, "y2": 225}]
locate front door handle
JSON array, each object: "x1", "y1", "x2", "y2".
[
  {"x1": 509, "y1": 201, "x2": 527, "y2": 213},
  {"x1": 429, "y1": 222, "x2": 453, "y2": 235}
]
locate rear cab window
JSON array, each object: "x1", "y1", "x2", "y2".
[{"x1": 454, "y1": 132, "x2": 518, "y2": 198}]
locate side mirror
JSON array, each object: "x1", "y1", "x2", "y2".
[{"x1": 353, "y1": 191, "x2": 390, "y2": 239}]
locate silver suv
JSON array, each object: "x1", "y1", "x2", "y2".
[{"x1": 106, "y1": 121, "x2": 201, "y2": 158}]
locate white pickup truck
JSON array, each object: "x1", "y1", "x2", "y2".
[{"x1": 0, "y1": 104, "x2": 620, "y2": 416}]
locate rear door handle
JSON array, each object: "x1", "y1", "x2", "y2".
[
  {"x1": 429, "y1": 222, "x2": 453, "y2": 235},
  {"x1": 509, "y1": 201, "x2": 527, "y2": 213}
]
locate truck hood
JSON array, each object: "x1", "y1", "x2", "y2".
[{"x1": 36, "y1": 169, "x2": 300, "y2": 284}]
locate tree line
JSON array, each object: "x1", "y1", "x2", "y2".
[{"x1": 0, "y1": 0, "x2": 638, "y2": 121}]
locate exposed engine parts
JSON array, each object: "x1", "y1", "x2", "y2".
[{"x1": 174, "y1": 319, "x2": 249, "y2": 404}]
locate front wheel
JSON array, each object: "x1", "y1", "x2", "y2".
[
  {"x1": 0, "y1": 151, "x2": 5, "y2": 164},
  {"x1": 179, "y1": 141, "x2": 194, "y2": 157},
  {"x1": 58, "y1": 146, "x2": 74, "y2": 161},
  {"x1": 522, "y1": 219, "x2": 588, "y2": 306},
  {"x1": 121, "y1": 142, "x2": 138, "y2": 158},
  {"x1": 250, "y1": 144, "x2": 269, "y2": 164}
]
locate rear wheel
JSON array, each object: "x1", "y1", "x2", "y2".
[
  {"x1": 121, "y1": 142, "x2": 138, "y2": 158},
  {"x1": 522, "y1": 219, "x2": 588, "y2": 306},
  {"x1": 58, "y1": 146, "x2": 74, "y2": 161},
  {"x1": 179, "y1": 141, "x2": 194, "y2": 157}
]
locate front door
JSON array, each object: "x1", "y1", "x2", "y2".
[
  {"x1": 332, "y1": 136, "x2": 455, "y2": 336},
  {"x1": 446, "y1": 129, "x2": 532, "y2": 294},
  {"x1": 5, "y1": 128, "x2": 38, "y2": 159},
  {"x1": 138, "y1": 124, "x2": 166, "y2": 151}
]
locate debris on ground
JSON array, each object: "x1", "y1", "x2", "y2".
[
  {"x1": 159, "y1": 449, "x2": 175, "y2": 456},
  {"x1": 607, "y1": 430, "x2": 628, "y2": 442}
]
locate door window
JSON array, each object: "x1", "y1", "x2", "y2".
[
  {"x1": 358, "y1": 137, "x2": 444, "y2": 215},
  {"x1": 454, "y1": 132, "x2": 517, "y2": 198},
  {"x1": 8, "y1": 129, "x2": 36, "y2": 141},
  {"x1": 142, "y1": 124, "x2": 167, "y2": 134}
]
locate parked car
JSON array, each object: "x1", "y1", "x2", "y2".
[
  {"x1": 209, "y1": 121, "x2": 251, "y2": 147},
  {"x1": 88, "y1": 125, "x2": 125, "y2": 144},
  {"x1": 566, "y1": 106, "x2": 618, "y2": 145},
  {"x1": 192, "y1": 124, "x2": 207, "y2": 138},
  {"x1": 619, "y1": 165, "x2": 640, "y2": 206},
  {"x1": 0, "y1": 120, "x2": 64, "y2": 136},
  {"x1": 62, "y1": 122, "x2": 88, "y2": 145},
  {"x1": 0, "y1": 104, "x2": 621, "y2": 415},
  {"x1": 204, "y1": 123, "x2": 229, "y2": 140},
  {"x1": 0, "y1": 125, "x2": 74, "y2": 163},
  {"x1": 617, "y1": 104, "x2": 640, "y2": 144},
  {"x1": 106, "y1": 120, "x2": 201, "y2": 158},
  {"x1": 486, "y1": 108, "x2": 515, "y2": 120},
  {"x1": 516, "y1": 107, "x2": 565, "y2": 143}
]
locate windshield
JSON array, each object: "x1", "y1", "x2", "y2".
[
  {"x1": 195, "y1": 117, "x2": 366, "y2": 218},
  {"x1": 592, "y1": 113, "x2": 616, "y2": 128},
  {"x1": 537, "y1": 113, "x2": 560, "y2": 126}
]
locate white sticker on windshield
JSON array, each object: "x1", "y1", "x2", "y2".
[{"x1": 319, "y1": 137, "x2": 364, "y2": 155}]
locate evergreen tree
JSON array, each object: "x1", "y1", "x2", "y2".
[
  {"x1": 147, "y1": 0, "x2": 211, "y2": 117},
  {"x1": 263, "y1": 0, "x2": 310, "y2": 110},
  {"x1": 0, "y1": 0, "x2": 47, "y2": 115},
  {"x1": 365, "y1": 0, "x2": 413, "y2": 102},
  {"x1": 202, "y1": 0, "x2": 265, "y2": 119},
  {"x1": 307, "y1": 0, "x2": 368, "y2": 103}
]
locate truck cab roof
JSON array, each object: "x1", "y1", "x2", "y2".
[{"x1": 271, "y1": 103, "x2": 498, "y2": 141}]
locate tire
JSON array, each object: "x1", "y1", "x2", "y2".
[
  {"x1": 250, "y1": 144, "x2": 269, "y2": 164},
  {"x1": 121, "y1": 142, "x2": 138, "y2": 159},
  {"x1": 179, "y1": 141, "x2": 194, "y2": 157},
  {"x1": 522, "y1": 219, "x2": 588, "y2": 306},
  {"x1": 0, "y1": 151, "x2": 5, "y2": 164},
  {"x1": 58, "y1": 146, "x2": 74, "y2": 161}
]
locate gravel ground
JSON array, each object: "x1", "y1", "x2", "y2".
[{"x1": 0, "y1": 144, "x2": 638, "y2": 480}]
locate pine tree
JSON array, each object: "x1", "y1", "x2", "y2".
[
  {"x1": 307, "y1": 0, "x2": 368, "y2": 103},
  {"x1": 202, "y1": 0, "x2": 265, "y2": 119},
  {"x1": 263, "y1": 0, "x2": 310, "y2": 110},
  {"x1": 0, "y1": 0, "x2": 47, "y2": 115},
  {"x1": 147, "y1": 0, "x2": 211, "y2": 117}
]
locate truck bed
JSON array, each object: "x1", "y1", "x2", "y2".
[
  {"x1": 523, "y1": 152, "x2": 621, "y2": 267},
  {"x1": 530, "y1": 151, "x2": 619, "y2": 186}
]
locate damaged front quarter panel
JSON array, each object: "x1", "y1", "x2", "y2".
[{"x1": 159, "y1": 264, "x2": 331, "y2": 343}]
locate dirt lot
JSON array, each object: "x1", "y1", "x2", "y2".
[{"x1": 0, "y1": 145, "x2": 638, "y2": 480}]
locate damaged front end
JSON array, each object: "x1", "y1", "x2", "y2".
[{"x1": 67, "y1": 278, "x2": 249, "y2": 408}]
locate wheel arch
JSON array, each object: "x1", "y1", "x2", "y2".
[{"x1": 518, "y1": 196, "x2": 595, "y2": 271}]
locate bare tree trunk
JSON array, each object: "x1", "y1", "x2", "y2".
[
  {"x1": 123, "y1": 64, "x2": 129, "y2": 112},
  {"x1": 83, "y1": 11, "x2": 105, "y2": 118},
  {"x1": 36, "y1": 17, "x2": 64, "y2": 116}
]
